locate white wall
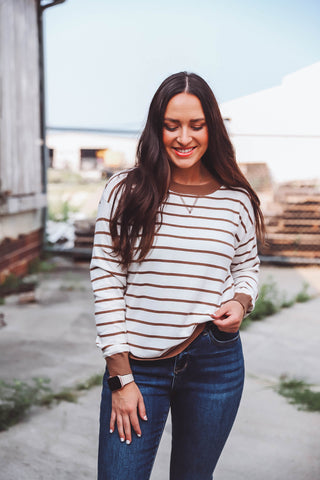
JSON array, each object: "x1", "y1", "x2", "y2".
[
  {"x1": 46, "y1": 130, "x2": 138, "y2": 171},
  {"x1": 221, "y1": 62, "x2": 320, "y2": 183}
]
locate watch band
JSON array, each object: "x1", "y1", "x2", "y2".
[
  {"x1": 119, "y1": 373, "x2": 134, "y2": 387},
  {"x1": 107, "y1": 373, "x2": 134, "y2": 391}
]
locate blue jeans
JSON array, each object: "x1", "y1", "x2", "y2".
[{"x1": 98, "y1": 323, "x2": 244, "y2": 480}]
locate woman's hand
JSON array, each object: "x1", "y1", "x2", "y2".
[
  {"x1": 210, "y1": 300, "x2": 245, "y2": 332},
  {"x1": 110, "y1": 381, "x2": 147, "y2": 444}
]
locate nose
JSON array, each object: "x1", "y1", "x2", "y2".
[{"x1": 177, "y1": 127, "x2": 192, "y2": 145}]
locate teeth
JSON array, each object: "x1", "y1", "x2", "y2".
[{"x1": 176, "y1": 148, "x2": 193, "y2": 153}]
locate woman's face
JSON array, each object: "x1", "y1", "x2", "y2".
[{"x1": 162, "y1": 92, "x2": 208, "y2": 176}]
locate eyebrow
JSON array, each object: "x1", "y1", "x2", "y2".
[{"x1": 164, "y1": 117, "x2": 206, "y2": 123}]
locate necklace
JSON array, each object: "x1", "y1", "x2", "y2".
[{"x1": 180, "y1": 195, "x2": 198, "y2": 214}]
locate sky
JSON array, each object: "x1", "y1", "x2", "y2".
[{"x1": 44, "y1": 0, "x2": 320, "y2": 130}]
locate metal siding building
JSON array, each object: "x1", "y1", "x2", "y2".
[{"x1": 0, "y1": 0, "x2": 46, "y2": 280}]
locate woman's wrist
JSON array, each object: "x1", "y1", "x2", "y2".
[
  {"x1": 232, "y1": 292, "x2": 252, "y2": 316},
  {"x1": 106, "y1": 352, "x2": 132, "y2": 377}
]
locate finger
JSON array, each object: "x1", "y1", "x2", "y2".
[
  {"x1": 212, "y1": 320, "x2": 230, "y2": 331},
  {"x1": 122, "y1": 414, "x2": 132, "y2": 444},
  {"x1": 211, "y1": 304, "x2": 228, "y2": 319},
  {"x1": 109, "y1": 409, "x2": 116, "y2": 434},
  {"x1": 129, "y1": 411, "x2": 142, "y2": 437},
  {"x1": 212, "y1": 318, "x2": 238, "y2": 331},
  {"x1": 138, "y1": 395, "x2": 148, "y2": 422},
  {"x1": 116, "y1": 414, "x2": 125, "y2": 443}
]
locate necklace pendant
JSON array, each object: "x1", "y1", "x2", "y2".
[{"x1": 180, "y1": 196, "x2": 198, "y2": 214}]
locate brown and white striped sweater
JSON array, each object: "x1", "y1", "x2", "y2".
[{"x1": 90, "y1": 170, "x2": 259, "y2": 368}]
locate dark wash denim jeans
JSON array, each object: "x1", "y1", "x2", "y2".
[{"x1": 98, "y1": 323, "x2": 244, "y2": 480}]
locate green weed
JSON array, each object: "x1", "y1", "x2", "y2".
[
  {"x1": 40, "y1": 388, "x2": 78, "y2": 406},
  {"x1": 48, "y1": 199, "x2": 79, "y2": 222},
  {"x1": 280, "y1": 297, "x2": 295, "y2": 309},
  {"x1": 295, "y1": 282, "x2": 312, "y2": 303},
  {"x1": 0, "y1": 274, "x2": 38, "y2": 297},
  {"x1": 241, "y1": 280, "x2": 279, "y2": 329},
  {"x1": 28, "y1": 258, "x2": 55, "y2": 274},
  {"x1": 0, "y1": 372, "x2": 104, "y2": 431},
  {"x1": 276, "y1": 376, "x2": 320, "y2": 412},
  {"x1": 241, "y1": 280, "x2": 312, "y2": 330},
  {"x1": 0, "y1": 274, "x2": 20, "y2": 293},
  {"x1": 0, "y1": 378, "x2": 51, "y2": 431},
  {"x1": 76, "y1": 373, "x2": 103, "y2": 391}
]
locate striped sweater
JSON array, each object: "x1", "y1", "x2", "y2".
[{"x1": 90, "y1": 170, "x2": 259, "y2": 362}]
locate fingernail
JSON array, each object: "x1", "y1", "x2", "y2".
[
  {"x1": 137, "y1": 433, "x2": 141, "y2": 438},
  {"x1": 109, "y1": 429, "x2": 113, "y2": 434},
  {"x1": 143, "y1": 415, "x2": 148, "y2": 421},
  {"x1": 126, "y1": 440, "x2": 131, "y2": 445},
  {"x1": 120, "y1": 437, "x2": 125, "y2": 442}
]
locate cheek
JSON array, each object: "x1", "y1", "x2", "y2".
[
  {"x1": 197, "y1": 131, "x2": 209, "y2": 150},
  {"x1": 199, "y1": 129, "x2": 209, "y2": 149},
  {"x1": 162, "y1": 130, "x2": 171, "y2": 147}
]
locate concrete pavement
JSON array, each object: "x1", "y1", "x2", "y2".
[{"x1": 0, "y1": 262, "x2": 319, "y2": 479}]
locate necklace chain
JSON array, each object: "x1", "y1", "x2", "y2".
[{"x1": 180, "y1": 195, "x2": 198, "y2": 214}]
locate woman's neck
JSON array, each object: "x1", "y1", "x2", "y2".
[{"x1": 170, "y1": 165, "x2": 213, "y2": 186}]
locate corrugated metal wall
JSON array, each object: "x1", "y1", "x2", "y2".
[
  {"x1": 0, "y1": 0, "x2": 42, "y2": 201},
  {"x1": 0, "y1": 0, "x2": 45, "y2": 280}
]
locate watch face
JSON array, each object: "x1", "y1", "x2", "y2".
[{"x1": 108, "y1": 376, "x2": 122, "y2": 391}]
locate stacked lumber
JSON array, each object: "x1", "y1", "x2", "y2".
[
  {"x1": 73, "y1": 181, "x2": 320, "y2": 261},
  {"x1": 74, "y1": 219, "x2": 95, "y2": 251},
  {"x1": 260, "y1": 182, "x2": 320, "y2": 259}
]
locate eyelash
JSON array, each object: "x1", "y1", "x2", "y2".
[{"x1": 164, "y1": 124, "x2": 205, "y2": 132}]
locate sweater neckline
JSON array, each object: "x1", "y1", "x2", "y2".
[{"x1": 169, "y1": 178, "x2": 223, "y2": 196}]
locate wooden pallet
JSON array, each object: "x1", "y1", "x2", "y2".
[
  {"x1": 263, "y1": 184, "x2": 320, "y2": 259},
  {"x1": 72, "y1": 188, "x2": 320, "y2": 260}
]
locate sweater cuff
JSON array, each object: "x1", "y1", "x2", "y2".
[
  {"x1": 232, "y1": 292, "x2": 253, "y2": 315},
  {"x1": 106, "y1": 352, "x2": 132, "y2": 377}
]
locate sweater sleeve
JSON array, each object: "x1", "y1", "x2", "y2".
[
  {"x1": 90, "y1": 175, "x2": 131, "y2": 366},
  {"x1": 230, "y1": 195, "x2": 260, "y2": 314}
]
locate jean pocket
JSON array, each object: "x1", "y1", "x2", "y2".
[{"x1": 208, "y1": 324, "x2": 240, "y2": 345}]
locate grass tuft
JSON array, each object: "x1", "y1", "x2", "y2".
[
  {"x1": 76, "y1": 373, "x2": 103, "y2": 391},
  {"x1": 48, "y1": 199, "x2": 80, "y2": 222},
  {"x1": 241, "y1": 279, "x2": 312, "y2": 330},
  {"x1": 276, "y1": 376, "x2": 320, "y2": 412},
  {"x1": 248, "y1": 280, "x2": 280, "y2": 321},
  {"x1": 0, "y1": 378, "x2": 51, "y2": 431},
  {"x1": 0, "y1": 372, "x2": 104, "y2": 431},
  {"x1": 294, "y1": 282, "x2": 312, "y2": 303},
  {"x1": 28, "y1": 258, "x2": 55, "y2": 274},
  {"x1": 0, "y1": 273, "x2": 38, "y2": 297},
  {"x1": 40, "y1": 389, "x2": 78, "y2": 405}
]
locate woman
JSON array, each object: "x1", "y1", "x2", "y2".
[{"x1": 90, "y1": 72, "x2": 264, "y2": 480}]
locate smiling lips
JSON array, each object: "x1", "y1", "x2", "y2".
[{"x1": 173, "y1": 147, "x2": 196, "y2": 157}]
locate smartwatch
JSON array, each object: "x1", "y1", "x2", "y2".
[{"x1": 107, "y1": 373, "x2": 134, "y2": 392}]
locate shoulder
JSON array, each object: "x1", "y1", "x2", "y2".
[
  {"x1": 217, "y1": 186, "x2": 252, "y2": 205},
  {"x1": 102, "y1": 168, "x2": 135, "y2": 204},
  {"x1": 218, "y1": 186, "x2": 254, "y2": 223}
]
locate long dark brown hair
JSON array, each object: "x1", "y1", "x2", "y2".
[{"x1": 110, "y1": 72, "x2": 265, "y2": 267}]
